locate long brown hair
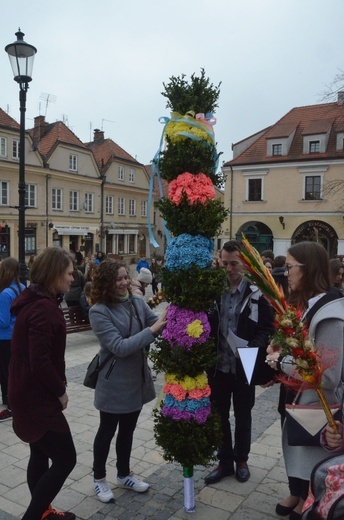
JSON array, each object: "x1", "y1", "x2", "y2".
[
  {"x1": 30, "y1": 247, "x2": 74, "y2": 295},
  {"x1": 0, "y1": 257, "x2": 22, "y2": 293},
  {"x1": 91, "y1": 259, "x2": 131, "y2": 305},
  {"x1": 287, "y1": 241, "x2": 330, "y2": 309}
]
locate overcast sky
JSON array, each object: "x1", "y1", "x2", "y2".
[{"x1": 1, "y1": 0, "x2": 344, "y2": 167}]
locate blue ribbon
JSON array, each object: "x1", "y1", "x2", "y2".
[
  {"x1": 147, "y1": 113, "x2": 219, "y2": 246},
  {"x1": 147, "y1": 117, "x2": 171, "y2": 247}
]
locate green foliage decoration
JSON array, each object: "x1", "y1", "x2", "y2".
[
  {"x1": 157, "y1": 137, "x2": 224, "y2": 187},
  {"x1": 161, "y1": 68, "x2": 221, "y2": 115},
  {"x1": 153, "y1": 406, "x2": 222, "y2": 468},
  {"x1": 161, "y1": 265, "x2": 227, "y2": 312},
  {"x1": 155, "y1": 195, "x2": 229, "y2": 238},
  {"x1": 150, "y1": 338, "x2": 218, "y2": 379}
]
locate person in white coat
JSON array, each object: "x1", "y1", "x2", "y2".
[{"x1": 267, "y1": 241, "x2": 344, "y2": 519}]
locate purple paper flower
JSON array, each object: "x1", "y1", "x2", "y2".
[
  {"x1": 162, "y1": 403, "x2": 211, "y2": 424},
  {"x1": 162, "y1": 304, "x2": 211, "y2": 348}
]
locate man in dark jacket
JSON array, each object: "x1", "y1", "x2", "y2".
[{"x1": 205, "y1": 240, "x2": 275, "y2": 485}]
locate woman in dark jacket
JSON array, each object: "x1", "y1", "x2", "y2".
[{"x1": 9, "y1": 247, "x2": 77, "y2": 520}]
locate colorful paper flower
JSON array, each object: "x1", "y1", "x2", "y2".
[
  {"x1": 168, "y1": 172, "x2": 216, "y2": 205},
  {"x1": 165, "y1": 234, "x2": 214, "y2": 271},
  {"x1": 162, "y1": 305, "x2": 210, "y2": 348}
]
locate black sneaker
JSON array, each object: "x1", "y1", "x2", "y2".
[
  {"x1": 0, "y1": 409, "x2": 12, "y2": 422},
  {"x1": 41, "y1": 507, "x2": 76, "y2": 520}
]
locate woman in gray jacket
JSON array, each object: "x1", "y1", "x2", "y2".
[
  {"x1": 89, "y1": 260, "x2": 167, "y2": 503},
  {"x1": 267, "y1": 242, "x2": 344, "y2": 520}
]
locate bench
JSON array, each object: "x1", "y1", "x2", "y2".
[{"x1": 62, "y1": 306, "x2": 92, "y2": 334}]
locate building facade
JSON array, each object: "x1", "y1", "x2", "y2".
[
  {"x1": 223, "y1": 94, "x2": 344, "y2": 257},
  {"x1": 0, "y1": 111, "x2": 157, "y2": 263}
]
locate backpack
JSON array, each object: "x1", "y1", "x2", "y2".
[{"x1": 302, "y1": 454, "x2": 344, "y2": 519}]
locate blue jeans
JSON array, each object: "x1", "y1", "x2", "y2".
[{"x1": 208, "y1": 370, "x2": 255, "y2": 469}]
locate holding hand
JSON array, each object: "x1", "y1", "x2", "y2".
[
  {"x1": 325, "y1": 421, "x2": 343, "y2": 449},
  {"x1": 150, "y1": 307, "x2": 168, "y2": 336},
  {"x1": 265, "y1": 342, "x2": 281, "y2": 370}
]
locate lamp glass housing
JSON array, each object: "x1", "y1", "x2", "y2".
[{"x1": 5, "y1": 30, "x2": 37, "y2": 84}]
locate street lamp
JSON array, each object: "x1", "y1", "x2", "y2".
[
  {"x1": 5, "y1": 29, "x2": 37, "y2": 283},
  {"x1": 100, "y1": 173, "x2": 107, "y2": 252}
]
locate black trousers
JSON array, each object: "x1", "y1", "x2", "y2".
[
  {"x1": 208, "y1": 370, "x2": 255, "y2": 470},
  {"x1": 93, "y1": 409, "x2": 141, "y2": 479},
  {"x1": 23, "y1": 430, "x2": 76, "y2": 520},
  {"x1": 151, "y1": 278, "x2": 159, "y2": 295},
  {"x1": 0, "y1": 339, "x2": 11, "y2": 407}
]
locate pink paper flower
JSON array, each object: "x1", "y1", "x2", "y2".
[{"x1": 168, "y1": 172, "x2": 215, "y2": 205}]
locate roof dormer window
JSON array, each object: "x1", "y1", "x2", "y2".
[
  {"x1": 309, "y1": 141, "x2": 320, "y2": 153},
  {"x1": 272, "y1": 144, "x2": 282, "y2": 156}
]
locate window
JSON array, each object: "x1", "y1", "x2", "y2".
[
  {"x1": 105, "y1": 195, "x2": 114, "y2": 215},
  {"x1": 69, "y1": 154, "x2": 78, "y2": 171},
  {"x1": 129, "y1": 168, "x2": 135, "y2": 183},
  {"x1": 0, "y1": 181, "x2": 9, "y2": 206},
  {"x1": 52, "y1": 188, "x2": 63, "y2": 210},
  {"x1": 84, "y1": 192, "x2": 94, "y2": 213},
  {"x1": 309, "y1": 141, "x2": 320, "y2": 153},
  {"x1": 118, "y1": 197, "x2": 125, "y2": 215},
  {"x1": 0, "y1": 137, "x2": 7, "y2": 157},
  {"x1": 129, "y1": 199, "x2": 136, "y2": 216},
  {"x1": 69, "y1": 190, "x2": 79, "y2": 211},
  {"x1": 128, "y1": 234, "x2": 135, "y2": 253},
  {"x1": 118, "y1": 166, "x2": 125, "y2": 181},
  {"x1": 272, "y1": 144, "x2": 282, "y2": 156},
  {"x1": 141, "y1": 200, "x2": 147, "y2": 217},
  {"x1": 12, "y1": 140, "x2": 20, "y2": 160},
  {"x1": 248, "y1": 178, "x2": 262, "y2": 201},
  {"x1": 305, "y1": 175, "x2": 321, "y2": 200},
  {"x1": 25, "y1": 184, "x2": 37, "y2": 208},
  {"x1": 25, "y1": 228, "x2": 36, "y2": 254}
]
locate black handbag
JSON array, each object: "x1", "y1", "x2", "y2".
[{"x1": 83, "y1": 352, "x2": 117, "y2": 389}]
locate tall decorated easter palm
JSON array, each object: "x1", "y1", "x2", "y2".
[{"x1": 149, "y1": 70, "x2": 228, "y2": 512}]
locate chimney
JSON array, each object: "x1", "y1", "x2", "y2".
[
  {"x1": 93, "y1": 129, "x2": 104, "y2": 142},
  {"x1": 338, "y1": 91, "x2": 344, "y2": 105},
  {"x1": 33, "y1": 115, "x2": 46, "y2": 142}
]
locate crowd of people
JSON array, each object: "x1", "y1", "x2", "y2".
[{"x1": 0, "y1": 243, "x2": 344, "y2": 519}]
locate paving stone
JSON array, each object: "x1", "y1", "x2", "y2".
[{"x1": 0, "y1": 329, "x2": 289, "y2": 520}]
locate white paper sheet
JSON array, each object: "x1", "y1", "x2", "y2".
[
  {"x1": 237, "y1": 347, "x2": 259, "y2": 385},
  {"x1": 226, "y1": 328, "x2": 248, "y2": 354}
]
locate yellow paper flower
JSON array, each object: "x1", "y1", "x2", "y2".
[
  {"x1": 187, "y1": 319, "x2": 204, "y2": 338},
  {"x1": 194, "y1": 373, "x2": 208, "y2": 389}
]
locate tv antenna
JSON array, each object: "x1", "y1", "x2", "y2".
[
  {"x1": 39, "y1": 92, "x2": 57, "y2": 118},
  {"x1": 101, "y1": 118, "x2": 116, "y2": 131}
]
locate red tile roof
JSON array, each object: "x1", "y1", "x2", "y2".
[
  {"x1": 31, "y1": 121, "x2": 87, "y2": 157},
  {"x1": 0, "y1": 108, "x2": 20, "y2": 130},
  {"x1": 87, "y1": 137, "x2": 141, "y2": 169},
  {"x1": 226, "y1": 102, "x2": 344, "y2": 166}
]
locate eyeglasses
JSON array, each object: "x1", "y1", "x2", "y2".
[{"x1": 285, "y1": 263, "x2": 304, "y2": 274}]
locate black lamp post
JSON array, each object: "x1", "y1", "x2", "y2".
[
  {"x1": 100, "y1": 173, "x2": 107, "y2": 252},
  {"x1": 5, "y1": 29, "x2": 37, "y2": 283}
]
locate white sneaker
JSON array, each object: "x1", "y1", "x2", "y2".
[
  {"x1": 93, "y1": 478, "x2": 115, "y2": 502},
  {"x1": 117, "y1": 473, "x2": 149, "y2": 493}
]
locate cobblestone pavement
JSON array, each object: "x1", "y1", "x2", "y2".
[{"x1": 0, "y1": 282, "x2": 289, "y2": 519}]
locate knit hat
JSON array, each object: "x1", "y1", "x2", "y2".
[{"x1": 137, "y1": 267, "x2": 152, "y2": 284}]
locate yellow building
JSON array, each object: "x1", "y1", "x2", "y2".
[
  {"x1": 223, "y1": 94, "x2": 344, "y2": 257},
  {"x1": 0, "y1": 111, "x2": 154, "y2": 263}
]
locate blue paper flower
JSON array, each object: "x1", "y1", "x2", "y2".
[{"x1": 165, "y1": 234, "x2": 214, "y2": 270}]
